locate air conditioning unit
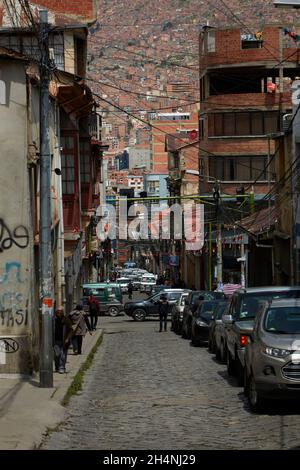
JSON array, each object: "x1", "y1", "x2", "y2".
[{"x1": 282, "y1": 113, "x2": 293, "y2": 133}]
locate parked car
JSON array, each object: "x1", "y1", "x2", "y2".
[
  {"x1": 124, "y1": 289, "x2": 187, "y2": 321},
  {"x1": 171, "y1": 291, "x2": 191, "y2": 334},
  {"x1": 116, "y1": 277, "x2": 131, "y2": 293},
  {"x1": 225, "y1": 286, "x2": 300, "y2": 386},
  {"x1": 82, "y1": 283, "x2": 123, "y2": 317},
  {"x1": 191, "y1": 300, "x2": 222, "y2": 346},
  {"x1": 182, "y1": 291, "x2": 224, "y2": 340},
  {"x1": 244, "y1": 298, "x2": 300, "y2": 411},
  {"x1": 140, "y1": 274, "x2": 157, "y2": 293},
  {"x1": 215, "y1": 309, "x2": 231, "y2": 364},
  {"x1": 208, "y1": 301, "x2": 229, "y2": 353}
]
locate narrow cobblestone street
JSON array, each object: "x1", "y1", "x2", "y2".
[{"x1": 42, "y1": 307, "x2": 300, "y2": 450}]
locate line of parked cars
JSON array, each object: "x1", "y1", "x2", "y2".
[
  {"x1": 116, "y1": 269, "x2": 157, "y2": 293},
  {"x1": 171, "y1": 286, "x2": 300, "y2": 412}
]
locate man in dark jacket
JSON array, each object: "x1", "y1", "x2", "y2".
[
  {"x1": 53, "y1": 308, "x2": 72, "y2": 373},
  {"x1": 158, "y1": 294, "x2": 169, "y2": 332}
]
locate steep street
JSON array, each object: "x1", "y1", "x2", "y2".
[{"x1": 42, "y1": 312, "x2": 300, "y2": 450}]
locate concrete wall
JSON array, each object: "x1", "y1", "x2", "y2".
[
  {"x1": 128, "y1": 147, "x2": 151, "y2": 170},
  {"x1": 0, "y1": 61, "x2": 33, "y2": 376}
]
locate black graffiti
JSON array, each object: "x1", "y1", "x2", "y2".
[
  {"x1": 0, "y1": 309, "x2": 29, "y2": 328},
  {"x1": 0, "y1": 219, "x2": 29, "y2": 253},
  {"x1": 0, "y1": 338, "x2": 19, "y2": 353}
]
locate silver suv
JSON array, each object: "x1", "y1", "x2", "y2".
[
  {"x1": 225, "y1": 286, "x2": 300, "y2": 386},
  {"x1": 244, "y1": 298, "x2": 300, "y2": 412}
]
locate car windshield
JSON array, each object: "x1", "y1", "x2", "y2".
[
  {"x1": 83, "y1": 287, "x2": 105, "y2": 296},
  {"x1": 169, "y1": 293, "x2": 182, "y2": 301},
  {"x1": 238, "y1": 291, "x2": 300, "y2": 320},
  {"x1": 196, "y1": 301, "x2": 217, "y2": 320},
  {"x1": 264, "y1": 307, "x2": 300, "y2": 334},
  {"x1": 215, "y1": 302, "x2": 228, "y2": 319}
]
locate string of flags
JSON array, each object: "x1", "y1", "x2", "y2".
[{"x1": 283, "y1": 27, "x2": 300, "y2": 42}]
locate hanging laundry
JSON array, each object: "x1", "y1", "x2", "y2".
[{"x1": 283, "y1": 27, "x2": 300, "y2": 42}]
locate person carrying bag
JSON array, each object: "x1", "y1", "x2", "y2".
[{"x1": 67, "y1": 303, "x2": 92, "y2": 355}]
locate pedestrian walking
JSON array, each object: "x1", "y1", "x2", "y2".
[
  {"x1": 158, "y1": 293, "x2": 169, "y2": 332},
  {"x1": 68, "y1": 303, "x2": 92, "y2": 355},
  {"x1": 88, "y1": 293, "x2": 100, "y2": 330},
  {"x1": 53, "y1": 307, "x2": 72, "y2": 374},
  {"x1": 128, "y1": 281, "x2": 134, "y2": 300}
]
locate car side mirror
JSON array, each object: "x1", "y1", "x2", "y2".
[{"x1": 222, "y1": 314, "x2": 234, "y2": 324}]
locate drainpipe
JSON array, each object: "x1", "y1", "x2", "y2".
[{"x1": 55, "y1": 105, "x2": 66, "y2": 309}]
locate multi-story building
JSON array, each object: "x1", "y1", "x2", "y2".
[
  {"x1": 198, "y1": 25, "x2": 300, "y2": 287},
  {"x1": 199, "y1": 25, "x2": 299, "y2": 197},
  {"x1": 150, "y1": 107, "x2": 198, "y2": 174},
  {"x1": 0, "y1": 1, "x2": 99, "y2": 375}
]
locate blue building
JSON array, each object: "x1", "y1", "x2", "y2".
[{"x1": 143, "y1": 174, "x2": 168, "y2": 201}]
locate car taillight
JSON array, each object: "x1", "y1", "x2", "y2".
[{"x1": 240, "y1": 335, "x2": 248, "y2": 347}]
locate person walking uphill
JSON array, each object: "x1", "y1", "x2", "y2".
[
  {"x1": 68, "y1": 303, "x2": 92, "y2": 355},
  {"x1": 158, "y1": 294, "x2": 169, "y2": 332},
  {"x1": 88, "y1": 293, "x2": 100, "y2": 331}
]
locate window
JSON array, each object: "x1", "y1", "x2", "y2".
[
  {"x1": 209, "y1": 155, "x2": 275, "y2": 182},
  {"x1": 207, "y1": 31, "x2": 216, "y2": 53},
  {"x1": 199, "y1": 117, "x2": 205, "y2": 138},
  {"x1": 80, "y1": 140, "x2": 91, "y2": 183},
  {"x1": 236, "y1": 113, "x2": 251, "y2": 135},
  {"x1": 208, "y1": 112, "x2": 279, "y2": 137},
  {"x1": 61, "y1": 135, "x2": 75, "y2": 194}
]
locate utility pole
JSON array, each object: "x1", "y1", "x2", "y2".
[{"x1": 39, "y1": 9, "x2": 53, "y2": 388}]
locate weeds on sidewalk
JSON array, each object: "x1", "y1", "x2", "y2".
[{"x1": 62, "y1": 334, "x2": 103, "y2": 407}]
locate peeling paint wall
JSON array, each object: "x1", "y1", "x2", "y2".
[{"x1": 0, "y1": 61, "x2": 34, "y2": 375}]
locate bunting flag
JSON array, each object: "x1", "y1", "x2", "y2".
[{"x1": 283, "y1": 27, "x2": 300, "y2": 42}]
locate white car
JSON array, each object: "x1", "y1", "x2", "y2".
[
  {"x1": 116, "y1": 277, "x2": 131, "y2": 293},
  {"x1": 140, "y1": 275, "x2": 156, "y2": 293}
]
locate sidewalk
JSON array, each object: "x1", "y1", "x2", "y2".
[{"x1": 0, "y1": 328, "x2": 103, "y2": 450}]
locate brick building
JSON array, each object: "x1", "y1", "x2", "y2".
[
  {"x1": 199, "y1": 25, "x2": 300, "y2": 197},
  {"x1": 150, "y1": 107, "x2": 199, "y2": 174}
]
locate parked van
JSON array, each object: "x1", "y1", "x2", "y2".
[{"x1": 82, "y1": 283, "x2": 123, "y2": 317}]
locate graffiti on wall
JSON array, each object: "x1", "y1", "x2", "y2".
[{"x1": 0, "y1": 219, "x2": 29, "y2": 253}]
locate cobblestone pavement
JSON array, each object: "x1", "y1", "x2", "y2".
[{"x1": 43, "y1": 309, "x2": 300, "y2": 450}]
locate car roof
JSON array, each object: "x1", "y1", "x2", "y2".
[
  {"x1": 268, "y1": 298, "x2": 300, "y2": 307},
  {"x1": 157, "y1": 288, "x2": 188, "y2": 292},
  {"x1": 82, "y1": 283, "x2": 109, "y2": 287},
  {"x1": 233, "y1": 286, "x2": 300, "y2": 294}
]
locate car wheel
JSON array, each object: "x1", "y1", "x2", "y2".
[
  {"x1": 191, "y1": 333, "x2": 199, "y2": 346},
  {"x1": 220, "y1": 341, "x2": 227, "y2": 364},
  {"x1": 133, "y1": 309, "x2": 146, "y2": 321},
  {"x1": 248, "y1": 375, "x2": 265, "y2": 412},
  {"x1": 236, "y1": 357, "x2": 244, "y2": 387},
  {"x1": 244, "y1": 369, "x2": 250, "y2": 397},
  {"x1": 216, "y1": 345, "x2": 221, "y2": 360},
  {"x1": 108, "y1": 306, "x2": 119, "y2": 317},
  {"x1": 226, "y1": 349, "x2": 236, "y2": 376}
]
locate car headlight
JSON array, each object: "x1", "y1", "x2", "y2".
[
  {"x1": 195, "y1": 319, "x2": 208, "y2": 327},
  {"x1": 262, "y1": 346, "x2": 292, "y2": 358}
]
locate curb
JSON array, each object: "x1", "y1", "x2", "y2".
[{"x1": 62, "y1": 331, "x2": 103, "y2": 406}]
